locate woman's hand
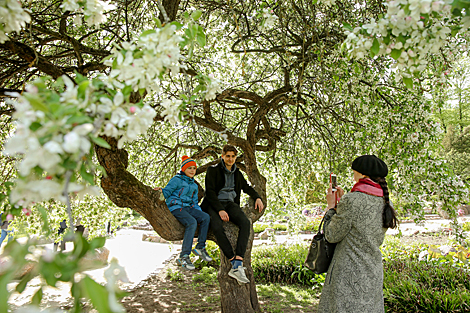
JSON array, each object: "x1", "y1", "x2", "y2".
[
  {"x1": 326, "y1": 184, "x2": 338, "y2": 210},
  {"x1": 336, "y1": 186, "x2": 345, "y2": 199}
]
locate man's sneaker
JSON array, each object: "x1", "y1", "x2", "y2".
[
  {"x1": 192, "y1": 248, "x2": 213, "y2": 262},
  {"x1": 228, "y1": 266, "x2": 250, "y2": 285},
  {"x1": 177, "y1": 255, "x2": 195, "y2": 270}
]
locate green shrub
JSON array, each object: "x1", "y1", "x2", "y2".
[
  {"x1": 380, "y1": 235, "x2": 427, "y2": 261},
  {"x1": 462, "y1": 222, "x2": 470, "y2": 232},
  {"x1": 251, "y1": 243, "x2": 324, "y2": 287},
  {"x1": 192, "y1": 266, "x2": 218, "y2": 285},
  {"x1": 253, "y1": 223, "x2": 287, "y2": 233},
  {"x1": 166, "y1": 268, "x2": 184, "y2": 281},
  {"x1": 300, "y1": 217, "x2": 322, "y2": 231},
  {"x1": 384, "y1": 259, "x2": 470, "y2": 313},
  {"x1": 272, "y1": 224, "x2": 287, "y2": 231},
  {"x1": 253, "y1": 223, "x2": 269, "y2": 233},
  {"x1": 192, "y1": 240, "x2": 220, "y2": 269}
]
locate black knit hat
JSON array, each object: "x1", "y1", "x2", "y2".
[{"x1": 351, "y1": 155, "x2": 388, "y2": 178}]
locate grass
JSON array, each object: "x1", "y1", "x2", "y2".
[{"x1": 257, "y1": 283, "x2": 319, "y2": 313}]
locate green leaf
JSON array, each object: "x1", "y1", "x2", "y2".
[
  {"x1": 342, "y1": 22, "x2": 353, "y2": 32},
  {"x1": 89, "y1": 237, "x2": 106, "y2": 250},
  {"x1": 38, "y1": 206, "x2": 51, "y2": 236},
  {"x1": 451, "y1": 27, "x2": 460, "y2": 37},
  {"x1": 191, "y1": 10, "x2": 202, "y2": 21},
  {"x1": 154, "y1": 18, "x2": 162, "y2": 28},
  {"x1": 80, "y1": 165, "x2": 95, "y2": 185},
  {"x1": 66, "y1": 115, "x2": 93, "y2": 125},
  {"x1": 77, "y1": 80, "x2": 90, "y2": 96},
  {"x1": 29, "y1": 122, "x2": 42, "y2": 132},
  {"x1": 63, "y1": 158, "x2": 78, "y2": 170},
  {"x1": 0, "y1": 272, "x2": 15, "y2": 313},
  {"x1": 403, "y1": 77, "x2": 413, "y2": 89},
  {"x1": 196, "y1": 32, "x2": 206, "y2": 47},
  {"x1": 383, "y1": 36, "x2": 390, "y2": 45},
  {"x1": 16, "y1": 266, "x2": 36, "y2": 293},
  {"x1": 354, "y1": 63, "x2": 361, "y2": 74},
  {"x1": 370, "y1": 38, "x2": 380, "y2": 56},
  {"x1": 140, "y1": 29, "x2": 156, "y2": 38},
  {"x1": 89, "y1": 135, "x2": 111, "y2": 149},
  {"x1": 171, "y1": 21, "x2": 184, "y2": 30},
  {"x1": 397, "y1": 34, "x2": 406, "y2": 44},
  {"x1": 82, "y1": 276, "x2": 112, "y2": 313},
  {"x1": 31, "y1": 287, "x2": 43, "y2": 306},
  {"x1": 24, "y1": 95, "x2": 49, "y2": 113},
  {"x1": 390, "y1": 49, "x2": 402, "y2": 60}
]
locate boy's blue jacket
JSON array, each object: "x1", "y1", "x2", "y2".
[{"x1": 162, "y1": 171, "x2": 201, "y2": 212}]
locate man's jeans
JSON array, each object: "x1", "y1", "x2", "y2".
[
  {"x1": 171, "y1": 207, "x2": 210, "y2": 258},
  {"x1": 0, "y1": 229, "x2": 13, "y2": 246},
  {"x1": 205, "y1": 201, "x2": 251, "y2": 260}
]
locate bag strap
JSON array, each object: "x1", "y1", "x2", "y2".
[
  {"x1": 317, "y1": 210, "x2": 335, "y2": 235},
  {"x1": 316, "y1": 215, "x2": 327, "y2": 235}
]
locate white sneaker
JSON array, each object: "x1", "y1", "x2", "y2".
[{"x1": 228, "y1": 266, "x2": 250, "y2": 284}]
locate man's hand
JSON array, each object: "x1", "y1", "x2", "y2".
[
  {"x1": 219, "y1": 210, "x2": 229, "y2": 222},
  {"x1": 255, "y1": 198, "x2": 264, "y2": 213},
  {"x1": 154, "y1": 187, "x2": 162, "y2": 191}
]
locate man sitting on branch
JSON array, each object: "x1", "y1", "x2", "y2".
[{"x1": 201, "y1": 144, "x2": 264, "y2": 284}]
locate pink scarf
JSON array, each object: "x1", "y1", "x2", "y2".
[{"x1": 350, "y1": 178, "x2": 383, "y2": 197}]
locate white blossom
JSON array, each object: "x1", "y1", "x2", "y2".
[
  {"x1": 60, "y1": 0, "x2": 80, "y2": 12},
  {"x1": 160, "y1": 99, "x2": 181, "y2": 126},
  {"x1": 0, "y1": 0, "x2": 31, "y2": 43},
  {"x1": 205, "y1": 75, "x2": 223, "y2": 100},
  {"x1": 260, "y1": 8, "x2": 278, "y2": 30}
]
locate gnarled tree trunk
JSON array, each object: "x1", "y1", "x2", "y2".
[{"x1": 95, "y1": 136, "x2": 187, "y2": 240}]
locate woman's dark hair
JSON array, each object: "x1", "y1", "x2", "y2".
[{"x1": 370, "y1": 176, "x2": 398, "y2": 229}]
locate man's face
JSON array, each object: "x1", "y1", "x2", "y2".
[
  {"x1": 221, "y1": 151, "x2": 237, "y2": 168},
  {"x1": 184, "y1": 166, "x2": 197, "y2": 178}
]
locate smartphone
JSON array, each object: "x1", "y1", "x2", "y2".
[{"x1": 330, "y1": 173, "x2": 337, "y2": 192}]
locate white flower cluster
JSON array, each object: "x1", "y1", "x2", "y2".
[
  {"x1": 60, "y1": 0, "x2": 115, "y2": 27},
  {"x1": 105, "y1": 24, "x2": 184, "y2": 93},
  {"x1": 160, "y1": 98, "x2": 182, "y2": 126},
  {"x1": 205, "y1": 75, "x2": 223, "y2": 100},
  {"x1": 0, "y1": 0, "x2": 31, "y2": 43},
  {"x1": 3, "y1": 90, "x2": 100, "y2": 205},
  {"x1": 260, "y1": 8, "x2": 278, "y2": 30},
  {"x1": 84, "y1": 0, "x2": 115, "y2": 27},
  {"x1": 3, "y1": 72, "x2": 158, "y2": 205},
  {"x1": 342, "y1": 0, "x2": 468, "y2": 77}
]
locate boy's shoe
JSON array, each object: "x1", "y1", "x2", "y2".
[
  {"x1": 177, "y1": 255, "x2": 195, "y2": 270},
  {"x1": 228, "y1": 266, "x2": 250, "y2": 285},
  {"x1": 192, "y1": 248, "x2": 213, "y2": 262}
]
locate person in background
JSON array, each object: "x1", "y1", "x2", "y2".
[
  {"x1": 0, "y1": 213, "x2": 14, "y2": 246},
  {"x1": 318, "y1": 155, "x2": 398, "y2": 313},
  {"x1": 53, "y1": 219, "x2": 67, "y2": 251},
  {"x1": 155, "y1": 156, "x2": 212, "y2": 270}
]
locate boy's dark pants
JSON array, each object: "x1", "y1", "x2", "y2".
[{"x1": 205, "y1": 201, "x2": 251, "y2": 260}]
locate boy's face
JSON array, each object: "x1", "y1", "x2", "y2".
[
  {"x1": 184, "y1": 166, "x2": 197, "y2": 178},
  {"x1": 221, "y1": 151, "x2": 237, "y2": 168}
]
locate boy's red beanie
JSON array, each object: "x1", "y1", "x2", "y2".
[{"x1": 181, "y1": 155, "x2": 197, "y2": 172}]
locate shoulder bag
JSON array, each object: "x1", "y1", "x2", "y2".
[{"x1": 304, "y1": 214, "x2": 337, "y2": 274}]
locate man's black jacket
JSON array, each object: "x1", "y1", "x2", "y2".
[{"x1": 201, "y1": 160, "x2": 261, "y2": 213}]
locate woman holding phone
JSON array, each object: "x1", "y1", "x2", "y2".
[{"x1": 318, "y1": 155, "x2": 398, "y2": 313}]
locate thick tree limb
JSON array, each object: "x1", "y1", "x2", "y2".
[{"x1": 0, "y1": 41, "x2": 65, "y2": 79}]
